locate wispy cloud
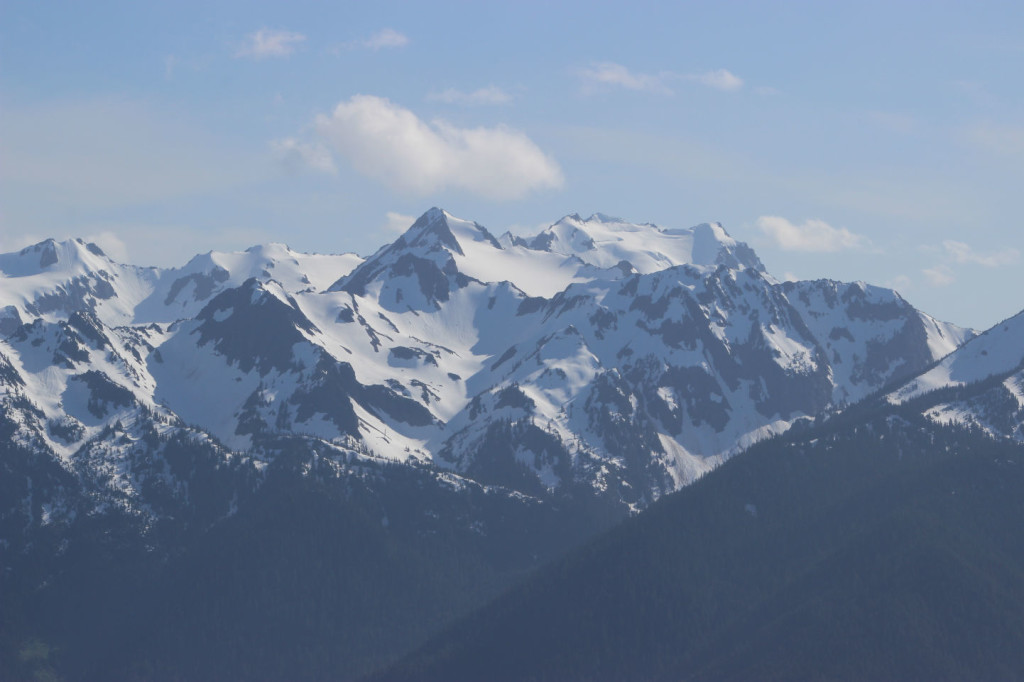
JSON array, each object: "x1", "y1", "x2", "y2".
[
  {"x1": 941, "y1": 239, "x2": 1018, "y2": 267},
  {"x1": 885, "y1": 274, "x2": 912, "y2": 292},
  {"x1": 382, "y1": 211, "x2": 416, "y2": 234},
  {"x1": 305, "y1": 95, "x2": 563, "y2": 199},
  {"x1": 428, "y1": 86, "x2": 513, "y2": 105},
  {"x1": 922, "y1": 265, "x2": 955, "y2": 287},
  {"x1": 271, "y1": 138, "x2": 337, "y2": 175},
  {"x1": 337, "y1": 28, "x2": 409, "y2": 51},
  {"x1": 685, "y1": 69, "x2": 744, "y2": 91},
  {"x1": 756, "y1": 216, "x2": 868, "y2": 252},
  {"x1": 235, "y1": 29, "x2": 306, "y2": 59},
  {"x1": 917, "y1": 239, "x2": 1017, "y2": 288},
  {"x1": 85, "y1": 231, "x2": 130, "y2": 262},
  {"x1": 577, "y1": 63, "x2": 744, "y2": 95},
  {"x1": 577, "y1": 63, "x2": 674, "y2": 94}
]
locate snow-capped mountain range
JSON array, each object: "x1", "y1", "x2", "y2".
[
  {"x1": 885, "y1": 308, "x2": 1024, "y2": 440},
  {"x1": 0, "y1": 208, "x2": 982, "y2": 523}
]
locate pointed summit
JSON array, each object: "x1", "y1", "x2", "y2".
[
  {"x1": 330, "y1": 208, "x2": 771, "y2": 303},
  {"x1": 686, "y1": 221, "x2": 765, "y2": 272},
  {"x1": 400, "y1": 208, "x2": 464, "y2": 254},
  {"x1": 329, "y1": 208, "x2": 493, "y2": 309},
  {"x1": 399, "y1": 207, "x2": 503, "y2": 255},
  {"x1": 329, "y1": 208, "x2": 517, "y2": 308}
]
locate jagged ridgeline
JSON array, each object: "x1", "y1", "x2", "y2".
[
  {"x1": 4, "y1": 208, "x2": 1009, "y2": 680},
  {"x1": 0, "y1": 209, "x2": 972, "y2": 516}
]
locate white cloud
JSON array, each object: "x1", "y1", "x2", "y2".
[
  {"x1": 271, "y1": 138, "x2": 337, "y2": 174},
  {"x1": 428, "y1": 86, "x2": 513, "y2": 105},
  {"x1": 310, "y1": 95, "x2": 564, "y2": 199},
  {"x1": 942, "y1": 240, "x2": 1019, "y2": 267},
  {"x1": 687, "y1": 69, "x2": 744, "y2": 91},
  {"x1": 383, "y1": 212, "x2": 416, "y2": 234},
  {"x1": 923, "y1": 265, "x2": 955, "y2": 287},
  {"x1": 885, "y1": 274, "x2": 913, "y2": 292},
  {"x1": 578, "y1": 62, "x2": 673, "y2": 94},
  {"x1": 235, "y1": 29, "x2": 306, "y2": 59},
  {"x1": 756, "y1": 216, "x2": 868, "y2": 252},
  {"x1": 341, "y1": 28, "x2": 409, "y2": 51},
  {"x1": 85, "y1": 231, "x2": 130, "y2": 262},
  {"x1": 918, "y1": 239, "x2": 1017, "y2": 291},
  {"x1": 577, "y1": 63, "x2": 744, "y2": 94}
]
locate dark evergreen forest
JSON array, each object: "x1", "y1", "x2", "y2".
[
  {"x1": 0, "y1": 439, "x2": 616, "y2": 682},
  {"x1": 6, "y1": 398, "x2": 1024, "y2": 681},
  {"x1": 380, "y1": 413, "x2": 1024, "y2": 681}
]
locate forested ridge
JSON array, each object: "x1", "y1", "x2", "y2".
[{"x1": 380, "y1": 412, "x2": 1024, "y2": 681}]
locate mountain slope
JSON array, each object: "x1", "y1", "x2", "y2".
[
  {"x1": 314, "y1": 208, "x2": 972, "y2": 502},
  {"x1": 0, "y1": 208, "x2": 1002, "y2": 682},
  {"x1": 885, "y1": 309, "x2": 1024, "y2": 441},
  {"x1": 379, "y1": 412, "x2": 1024, "y2": 682},
  {"x1": 0, "y1": 238, "x2": 157, "y2": 333},
  {"x1": 1, "y1": 438, "x2": 616, "y2": 682}
]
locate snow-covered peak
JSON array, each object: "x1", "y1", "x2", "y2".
[
  {"x1": 586, "y1": 212, "x2": 624, "y2": 223},
  {"x1": 333, "y1": 208, "x2": 575, "y2": 301},
  {"x1": 0, "y1": 208, "x2": 989, "y2": 520},
  {"x1": 0, "y1": 238, "x2": 156, "y2": 331},
  {"x1": 336, "y1": 208, "x2": 768, "y2": 303},
  {"x1": 0, "y1": 238, "x2": 117, "y2": 278},
  {"x1": 399, "y1": 207, "x2": 503, "y2": 256},
  {"x1": 135, "y1": 243, "x2": 362, "y2": 324},
  {"x1": 889, "y1": 309, "x2": 1024, "y2": 404},
  {"x1": 527, "y1": 214, "x2": 764, "y2": 274},
  {"x1": 188, "y1": 242, "x2": 361, "y2": 292}
]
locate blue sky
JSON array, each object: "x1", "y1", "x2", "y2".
[{"x1": 2, "y1": 1, "x2": 1023, "y2": 329}]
